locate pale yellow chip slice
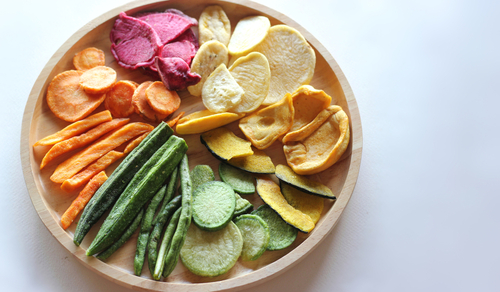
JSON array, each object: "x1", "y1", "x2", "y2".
[
  {"x1": 188, "y1": 40, "x2": 229, "y2": 97},
  {"x1": 228, "y1": 16, "x2": 271, "y2": 55},
  {"x1": 253, "y1": 25, "x2": 316, "y2": 105},
  {"x1": 202, "y1": 64, "x2": 245, "y2": 113},
  {"x1": 198, "y1": 5, "x2": 231, "y2": 46},
  {"x1": 228, "y1": 52, "x2": 270, "y2": 113}
]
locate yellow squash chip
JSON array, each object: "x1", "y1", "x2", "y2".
[
  {"x1": 281, "y1": 183, "x2": 324, "y2": 224},
  {"x1": 201, "y1": 127, "x2": 253, "y2": 161},
  {"x1": 253, "y1": 25, "x2": 316, "y2": 105},
  {"x1": 256, "y1": 176, "x2": 315, "y2": 233},
  {"x1": 176, "y1": 109, "x2": 245, "y2": 135},
  {"x1": 228, "y1": 147, "x2": 275, "y2": 174},
  {"x1": 239, "y1": 93, "x2": 294, "y2": 150},
  {"x1": 228, "y1": 16, "x2": 271, "y2": 55},
  {"x1": 202, "y1": 64, "x2": 244, "y2": 113},
  {"x1": 228, "y1": 52, "x2": 271, "y2": 113},
  {"x1": 198, "y1": 5, "x2": 231, "y2": 46},
  {"x1": 283, "y1": 106, "x2": 350, "y2": 175},
  {"x1": 187, "y1": 40, "x2": 229, "y2": 97}
]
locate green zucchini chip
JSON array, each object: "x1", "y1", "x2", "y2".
[
  {"x1": 219, "y1": 162, "x2": 255, "y2": 194},
  {"x1": 280, "y1": 182, "x2": 324, "y2": 224},
  {"x1": 252, "y1": 204, "x2": 297, "y2": 250},
  {"x1": 228, "y1": 147, "x2": 275, "y2": 174},
  {"x1": 190, "y1": 164, "x2": 215, "y2": 192},
  {"x1": 233, "y1": 193, "x2": 254, "y2": 217},
  {"x1": 192, "y1": 181, "x2": 236, "y2": 231},
  {"x1": 180, "y1": 222, "x2": 243, "y2": 277},
  {"x1": 234, "y1": 214, "x2": 270, "y2": 261},
  {"x1": 255, "y1": 176, "x2": 315, "y2": 233},
  {"x1": 200, "y1": 127, "x2": 253, "y2": 161},
  {"x1": 275, "y1": 164, "x2": 335, "y2": 199}
]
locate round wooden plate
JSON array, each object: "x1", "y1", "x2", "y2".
[{"x1": 20, "y1": 0, "x2": 362, "y2": 291}]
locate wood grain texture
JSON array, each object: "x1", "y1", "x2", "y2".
[{"x1": 20, "y1": 0, "x2": 363, "y2": 291}]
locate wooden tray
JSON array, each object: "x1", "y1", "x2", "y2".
[{"x1": 20, "y1": 0, "x2": 363, "y2": 291}]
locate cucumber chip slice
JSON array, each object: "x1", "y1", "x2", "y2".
[
  {"x1": 252, "y1": 204, "x2": 298, "y2": 250},
  {"x1": 190, "y1": 164, "x2": 215, "y2": 192},
  {"x1": 181, "y1": 222, "x2": 243, "y2": 277},
  {"x1": 219, "y1": 162, "x2": 256, "y2": 194},
  {"x1": 192, "y1": 181, "x2": 236, "y2": 231},
  {"x1": 234, "y1": 193, "x2": 253, "y2": 217},
  {"x1": 234, "y1": 214, "x2": 270, "y2": 261}
]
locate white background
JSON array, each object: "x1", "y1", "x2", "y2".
[{"x1": 2, "y1": 0, "x2": 499, "y2": 291}]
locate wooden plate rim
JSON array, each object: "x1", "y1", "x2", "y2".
[{"x1": 20, "y1": 0, "x2": 363, "y2": 291}]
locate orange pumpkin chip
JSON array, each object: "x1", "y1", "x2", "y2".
[
  {"x1": 145, "y1": 81, "x2": 181, "y2": 115},
  {"x1": 73, "y1": 47, "x2": 106, "y2": 71},
  {"x1": 132, "y1": 81, "x2": 168, "y2": 122},
  {"x1": 104, "y1": 80, "x2": 137, "y2": 118},
  {"x1": 79, "y1": 66, "x2": 117, "y2": 95},
  {"x1": 46, "y1": 70, "x2": 106, "y2": 122}
]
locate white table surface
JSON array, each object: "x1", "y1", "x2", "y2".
[{"x1": 2, "y1": 0, "x2": 500, "y2": 291}]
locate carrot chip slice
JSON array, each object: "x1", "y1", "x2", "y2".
[{"x1": 73, "y1": 47, "x2": 106, "y2": 71}]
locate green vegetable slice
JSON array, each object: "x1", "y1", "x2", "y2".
[
  {"x1": 234, "y1": 193, "x2": 253, "y2": 217},
  {"x1": 190, "y1": 164, "x2": 215, "y2": 192},
  {"x1": 252, "y1": 204, "x2": 298, "y2": 250},
  {"x1": 234, "y1": 214, "x2": 270, "y2": 261},
  {"x1": 192, "y1": 181, "x2": 236, "y2": 231},
  {"x1": 219, "y1": 162, "x2": 255, "y2": 194},
  {"x1": 180, "y1": 221, "x2": 243, "y2": 277}
]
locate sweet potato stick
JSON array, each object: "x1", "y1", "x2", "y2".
[
  {"x1": 60, "y1": 151, "x2": 125, "y2": 193},
  {"x1": 123, "y1": 131, "x2": 151, "y2": 154},
  {"x1": 34, "y1": 110, "x2": 112, "y2": 146},
  {"x1": 50, "y1": 122, "x2": 154, "y2": 183},
  {"x1": 40, "y1": 118, "x2": 129, "y2": 169},
  {"x1": 167, "y1": 111, "x2": 185, "y2": 128},
  {"x1": 60, "y1": 171, "x2": 108, "y2": 230}
]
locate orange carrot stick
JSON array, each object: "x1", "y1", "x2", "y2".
[
  {"x1": 123, "y1": 131, "x2": 151, "y2": 154},
  {"x1": 34, "y1": 110, "x2": 112, "y2": 146},
  {"x1": 50, "y1": 122, "x2": 154, "y2": 183},
  {"x1": 40, "y1": 118, "x2": 129, "y2": 169},
  {"x1": 167, "y1": 111, "x2": 185, "y2": 128},
  {"x1": 60, "y1": 151, "x2": 124, "y2": 193},
  {"x1": 60, "y1": 171, "x2": 108, "y2": 230}
]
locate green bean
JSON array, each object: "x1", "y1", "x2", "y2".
[
  {"x1": 134, "y1": 183, "x2": 168, "y2": 276},
  {"x1": 156, "y1": 167, "x2": 179, "y2": 222},
  {"x1": 96, "y1": 209, "x2": 144, "y2": 261},
  {"x1": 162, "y1": 154, "x2": 192, "y2": 278},
  {"x1": 147, "y1": 195, "x2": 182, "y2": 276},
  {"x1": 153, "y1": 207, "x2": 182, "y2": 280}
]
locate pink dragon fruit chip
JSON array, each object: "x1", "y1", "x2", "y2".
[
  {"x1": 155, "y1": 57, "x2": 201, "y2": 91},
  {"x1": 110, "y1": 12, "x2": 162, "y2": 69},
  {"x1": 136, "y1": 12, "x2": 196, "y2": 45}
]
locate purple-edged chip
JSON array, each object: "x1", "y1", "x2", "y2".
[
  {"x1": 137, "y1": 12, "x2": 196, "y2": 45},
  {"x1": 172, "y1": 28, "x2": 199, "y2": 49},
  {"x1": 164, "y1": 8, "x2": 198, "y2": 26},
  {"x1": 150, "y1": 40, "x2": 197, "y2": 71},
  {"x1": 110, "y1": 12, "x2": 162, "y2": 69},
  {"x1": 156, "y1": 57, "x2": 201, "y2": 91}
]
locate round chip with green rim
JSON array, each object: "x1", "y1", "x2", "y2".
[
  {"x1": 219, "y1": 162, "x2": 256, "y2": 194},
  {"x1": 252, "y1": 204, "x2": 298, "y2": 250},
  {"x1": 192, "y1": 181, "x2": 236, "y2": 231},
  {"x1": 234, "y1": 214, "x2": 270, "y2": 261}
]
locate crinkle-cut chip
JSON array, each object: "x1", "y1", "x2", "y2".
[
  {"x1": 46, "y1": 70, "x2": 106, "y2": 122},
  {"x1": 275, "y1": 164, "x2": 335, "y2": 199},
  {"x1": 200, "y1": 127, "x2": 253, "y2": 161},
  {"x1": 156, "y1": 57, "x2": 201, "y2": 91},
  {"x1": 202, "y1": 64, "x2": 244, "y2": 113},
  {"x1": 173, "y1": 28, "x2": 199, "y2": 49},
  {"x1": 136, "y1": 11, "x2": 196, "y2": 45},
  {"x1": 104, "y1": 80, "x2": 137, "y2": 118},
  {"x1": 280, "y1": 182, "x2": 324, "y2": 224},
  {"x1": 132, "y1": 81, "x2": 168, "y2": 122},
  {"x1": 228, "y1": 147, "x2": 275, "y2": 174},
  {"x1": 145, "y1": 81, "x2": 180, "y2": 115},
  {"x1": 176, "y1": 109, "x2": 244, "y2": 135},
  {"x1": 253, "y1": 25, "x2": 316, "y2": 105},
  {"x1": 239, "y1": 93, "x2": 294, "y2": 150},
  {"x1": 283, "y1": 105, "x2": 350, "y2": 175},
  {"x1": 149, "y1": 40, "x2": 197, "y2": 72},
  {"x1": 164, "y1": 8, "x2": 198, "y2": 26},
  {"x1": 228, "y1": 16, "x2": 270, "y2": 55},
  {"x1": 110, "y1": 12, "x2": 162, "y2": 69},
  {"x1": 79, "y1": 66, "x2": 117, "y2": 95},
  {"x1": 198, "y1": 5, "x2": 231, "y2": 46},
  {"x1": 187, "y1": 40, "x2": 228, "y2": 97},
  {"x1": 228, "y1": 52, "x2": 270, "y2": 113},
  {"x1": 287, "y1": 85, "x2": 332, "y2": 134},
  {"x1": 73, "y1": 47, "x2": 105, "y2": 71},
  {"x1": 255, "y1": 176, "x2": 315, "y2": 233}
]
